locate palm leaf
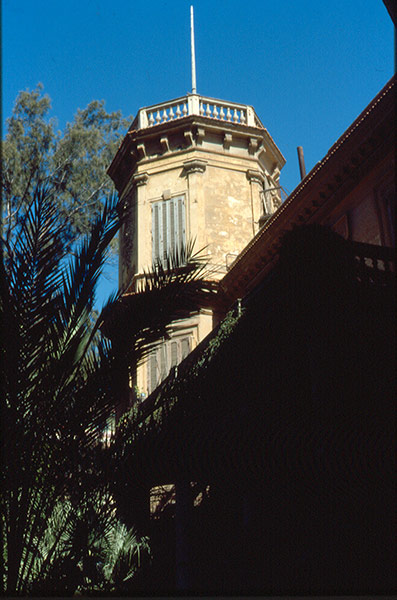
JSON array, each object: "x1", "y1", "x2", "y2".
[
  {"x1": 102, "y1": 240, "x2": 216, "y2": 372},
  {"x1": 1, "y1": 183, "x2": 211, "y2": 593},
  {"x1": 1, "y1": 187, "x2": 123, "y2": 593}
]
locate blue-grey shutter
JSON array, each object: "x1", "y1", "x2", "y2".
[
  {"x1": 170, "y1": 341, "x2": 178, "y2": 367},
  {"x1": 162, "y1": 201, "x2": 168, "y2": 263},
  {"x1": 170, "y1": 201, "x2": 176, "y2": 256},
  {"x1": 181, "y1": 337, "x2": 190, "y2": 360},
  {"x1": 152, "y1": 203, "x2": 160, "y2": 263},
  {"x1": 177, "y1": 196, "x2": 185, "y2": 253},
  {"x1": 160, "y1": 344, "x2": 168, "y2": 379},
  {"x1": 148, "y1": 352, "x2": 158, "y2": 394},
  {"x1": 152, "y1": 196, "x2": 186, "y2": 266}
]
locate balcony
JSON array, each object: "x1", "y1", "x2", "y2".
[
  {"x1": 352, "y1": 240, "x2": 395, "y2": 286},
  {"x1": 132, "y1": 94, "x2": 264, "y2": 130}
]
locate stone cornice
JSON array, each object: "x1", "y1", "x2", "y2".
[
  {"x1": 182, "y1": 158, "x2": 208, "y2": 175},
  {"x1": 132, "y1": 172, "x2": 149, "y2": 187},
  {"x1": 246, "y1": 169, "x2": 265, "y2": 185},
  {"x1": 108, "y1": 114, "x2": 285, "y2": 178}
]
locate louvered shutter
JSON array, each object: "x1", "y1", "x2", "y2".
[
  {"x1": 152, "y1": 203, "x2": 160, "y2": 263},
  {"x1": 177, "y1": 196, "x2": 185, "y2": 252},
  {"x1": 173, "y1": 195, "x2": 186, "y2": 256},
  {"x1": 162, "y1": 201, "x2": 168, "y2": 262},
  {"x1": 181, "y1": 337, "x2": 190, "y2": 360},
  {"x1": 148, "y1": 352, "x2": 158, "y2": 394},
  {"x1": 152, "y1": 196, "x2": 186, "y2": 266},
  {"x1": 160, "y1": 344, "x2": 168, "y2": 379},
  {"x1": 170, "y1": 341, "x2": 178, "y2": 367}
]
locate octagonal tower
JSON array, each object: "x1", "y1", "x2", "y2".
[{"x1": 108, "y1": 93, "x2": 285, "y2": 399}]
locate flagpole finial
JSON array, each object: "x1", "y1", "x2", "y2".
[{"x1": 190, "y1": 5, "x2": 197, "y2": 94}]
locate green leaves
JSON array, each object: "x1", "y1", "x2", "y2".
[
  {"x1": 0, "y1": 187, "x2": 123, "y2": 594},
  {"x1": 1, "y1": 128, "x2": 214, "y2": 592},
  {"x1": 1, "y1": 84, "x2": 131, "y2": 249},
  {"x1": 100, "y1": 521, "x2": 151, "y2": 591},
  {"x1": 103, "y1": 241, "x2": 216, "y2": 371}
]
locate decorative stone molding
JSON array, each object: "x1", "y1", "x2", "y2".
[
  {"x1": 183, "y1": 158, "x2": 207, "y2": 175},
  {"x1": 184, "y1": 130, "x2": 194, "y2": 147},
  {"x1": 137, "y1": 143, "x2": 147, "y2": 159},
  {"x1": 133, "y1": 172, "x2": 149, "y2": 187},
  {"x1": 246, "y1": 169, "x2": 265, "y2": 186},
  {"x1": 196, "y1": 127, "x2": 205, "y2": 145},
  {"x1": 223, "y1": 133, "x2": 233, "y2": 150},
  {"x1": 160, "y1": 136, "x2": 170, "y2": 153},
  {"x1": 248, "y1": 137, "x2": 261, "y2": 154}
]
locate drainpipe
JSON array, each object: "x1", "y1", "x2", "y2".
[{"x1": 297, "y1": 146, "x2": 306, "y2": 180}]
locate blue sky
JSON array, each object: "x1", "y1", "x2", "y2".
[{"x1": 2, "y1": 0, "x2": 394, "y2": 305}]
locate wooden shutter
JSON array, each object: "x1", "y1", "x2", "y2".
[
  {"x1": 152, "y1": 203, "x2": 160, "y2": 263},
  {"x1": 173, "y1": 195, "x2": 186, "y2": 256},
  {"x1": 170, "y1": 201, "x2": 176, "y2": 255},
  {"x1": 148, "y1": 352, "x2": 158, "y2": 394},
  {"x1": 181, "y1": 337, "x2": 190, "y2": 360},
  {"x1": 170, "y1": 341, "x2": 178, "y2": 367},
  {"x1": 152, "y1": 196, "x2": 186, "y2": 266},
  {"x1": 177, "y1": 196, "x2": 185, "y2": 253},
  {"x1": 162, "y1": 201, "x2": 168, "y2": 262},
  {"x1": 160, "y1": 344, "x2": 168, "y2": 379}
]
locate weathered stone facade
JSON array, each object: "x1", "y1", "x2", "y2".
[{"x1": 108, "y1": 94, "x2": 285, "y2": 398}]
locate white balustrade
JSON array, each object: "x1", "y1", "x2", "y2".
[{"x1": 133, "y1": 94, "x2": 261, "y2": 130}]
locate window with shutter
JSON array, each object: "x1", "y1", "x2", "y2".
[
  {"x1": 170, "y1": 341, "x2": 178, "y2": 367},
  {"x1": 148, "y1": 352, "x2": 158, "y2": 395},
  {"x1": 160, "y1": 344, "x2": 168, "y2": 379},
  {"x1": 181, "y1": 338, "x2": 190, "y2": 360},
  {"x1": 146, "y1": 334, "x2": 192, "y2": 395},
  {"x1": 152, "y1": 195, "x2": 186, "y2": 264},
  {"x1": 153, "y1": 204, "x2": 160, "y2": 263}
]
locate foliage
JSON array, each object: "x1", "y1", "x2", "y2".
[
  {"x1": 99, "y1": 518, "x2": 151, "y2": 592},
  {"x1": 0, "y1": 187, "x2": 150, "y2": 594},
  {"x1": 113, "y1": 306, "x2": 243, "y2": 455},
  {"x1": 1, "y1": 83, "x2": 131, "y2": 249},
  {"x1": 103, "y1": 239, "x2": 215, "y2": 374},
  {"x1": 0, "y1": 184, "x2": 213, "y2": 594},
  {"x1": 26, "y1": 491, "x2": 151, "y2": 595}
]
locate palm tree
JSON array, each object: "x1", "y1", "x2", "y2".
[{"x1": 0, "y1": 185, "x2": 212, "y2": 594}]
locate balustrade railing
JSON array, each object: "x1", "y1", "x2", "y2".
[
  {"x1": 132, "y1": 94, "x2": 261, "y2": 130},
  {"x1": 352, "y1": 241, "x2": 395, "y2": 286}
]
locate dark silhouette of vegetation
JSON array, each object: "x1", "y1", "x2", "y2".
[{"x1": 0, "y1": 182, "x2": 212, "y2": 594}]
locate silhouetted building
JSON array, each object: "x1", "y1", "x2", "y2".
[{"x1": 109, "y1": 76, "x2": 395, "y2": 594}]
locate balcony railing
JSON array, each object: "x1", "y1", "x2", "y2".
[
  {"x1": 352, "y1": 241, "x2": 395, "y2": 286},
  {"x1": 132, "y1": 94, "x2": 263, "y2": 130}
]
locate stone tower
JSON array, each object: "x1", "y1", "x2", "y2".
[{"x1": 108, "y1": 93, "x2": 285, "y2": 399}]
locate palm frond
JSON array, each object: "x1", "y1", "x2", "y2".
[
  {"x1": 1, "y1": 187, "x2": 125, "y2": 594},
  {"x1": 102, "y1": 240, "x2": 216, "y2": 370}
]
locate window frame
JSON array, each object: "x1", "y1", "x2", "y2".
[
  {"x1": 151, "y1": 194, "x2": 186, "y2": 265},
  {"x1": 147, "y1": 335, "x2": 192, "y2": 395}
]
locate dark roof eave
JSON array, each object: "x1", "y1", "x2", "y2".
[{"x1": 221, "y1": 75, "x2": 396, "y2": 297}]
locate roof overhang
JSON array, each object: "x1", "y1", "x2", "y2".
[{"x1": 220, "y1": 75, "x2": 396, "y2": 303}]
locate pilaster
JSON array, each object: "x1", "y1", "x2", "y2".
[{"x1": 247, "y1": 169, "x2": 266, "y2": 233}]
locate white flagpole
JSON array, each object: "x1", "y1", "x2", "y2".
[{"x1": 190, "y1": 6, "x2": 197, "y2": 94}]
